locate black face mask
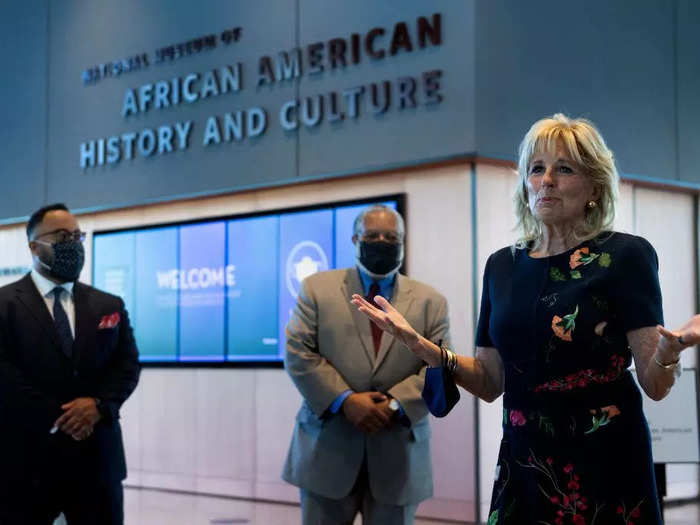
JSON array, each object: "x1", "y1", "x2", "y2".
[
  {"x1": 37, "y1": 240, "x2": 85, "y2": 282},
  {"x1": 358, "y1": 241, "x2": 402, "y2": 275}
]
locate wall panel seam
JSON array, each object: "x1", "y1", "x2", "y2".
[{"x1": 470, "y1": 161, "x2": 481, "y2": 524}]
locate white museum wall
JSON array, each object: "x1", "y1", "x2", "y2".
[{"x1": 634, "y1": 187, "x2": 698, "y2": 499}]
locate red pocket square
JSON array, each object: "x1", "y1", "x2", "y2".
[{"x1": 98, "y1": 312, "x2": 121, "y2": 329}]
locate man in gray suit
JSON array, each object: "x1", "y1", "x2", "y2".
[{"x1": 282, "y1": 204, "x2": 450, "y2": 524}]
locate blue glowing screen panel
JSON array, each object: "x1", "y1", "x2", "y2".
[{"x1": 92, "y1": 197, "x2": 400, "y2": 364}]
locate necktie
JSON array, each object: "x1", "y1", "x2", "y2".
[
  {"x1": 366, "y1": 282, "x2": 382, "y2": 355},
  {"x1": 51, "y1": 287, "x2": 74, "y2": 357}
]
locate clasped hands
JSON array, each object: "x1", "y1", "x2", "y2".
[
  {"x1": 53, "y1": 397, "x2": 101, "y2": 441},
  {"x1": 342, "y1": 391, "x2": 394, "y2": 434}
]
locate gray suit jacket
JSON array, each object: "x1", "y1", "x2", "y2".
[{"x1": 282, "y1": 268, "x2": 450, "y2": 505}]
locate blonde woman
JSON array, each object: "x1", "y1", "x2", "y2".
[{"x1": 352, "y1": 114, "x2": 700, "y2": 524}]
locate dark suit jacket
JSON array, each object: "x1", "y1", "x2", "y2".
[{"x1": 0, "y1": 274, "x2": 140, "y2": 486}]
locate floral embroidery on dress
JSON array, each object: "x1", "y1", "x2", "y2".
[
  {"x1": 552, "y1": 306, "x2": 579, "y2": 341},
  {"x1": 504, "y1": 408, "x2": 558, "y2": 437},
  {"x1": 550, "y1": 267, "x2": 568, "y2": 282},
  {"x1": 616, "y1": 500, "x2": 644, "y2": 524},
  {"x1": 569, "y1": 247, "x2": 600, "y2": 269},
  {"x1": 541, "y1": 293, "x2": 560, "y2": 307},
  {"x1": 533, "y1": 355, "x2": 626, "y2": 393},
  {"x1": 490, "y1": 458, "x2": 515, "y2": 524},
  {"x1": 487, "y1": 237, "x2": 659, "y2": 523},
  {"x1": 537, "y1": 413, "x2": 556, "y2": 436},
  {"x1": 518, "y1": 452, "x2": 601, "y2": 525},
  {"x1": 504, "y1": 408, "x2": 526, "y2": 427},
  {"x1": 487, "y1": 510, "x2": 499, "y2": 525},
  {"x1": 509, "y1": 409, "x2": 527, "y2": 426},
  {"x1": 585, "y1": 405, "x2": 621, "y2": 435}
]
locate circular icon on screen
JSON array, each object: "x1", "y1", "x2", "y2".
[{"x1": 286, "y1": 241, "x2": 329, "y2": 298}]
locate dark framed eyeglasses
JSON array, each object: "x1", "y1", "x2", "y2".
[
  {"x1": 35, "y1": 229, "x2": 87, "y2": 243},
  {"x1": 360, "y1": 230, "x2": 402, "y2": 244}
]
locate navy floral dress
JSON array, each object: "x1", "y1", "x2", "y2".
[{"x1": 477, "y1": 232, "x2": 663, "y2": 525}]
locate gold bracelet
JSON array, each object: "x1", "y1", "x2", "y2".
[
  {"x1": 653, "y1": 353, "x2": 679, "y2": 369},
  {"x1": 653, "y1": 353, "x2": 682, "y2": 379}
]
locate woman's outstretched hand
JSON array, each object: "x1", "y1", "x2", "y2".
[
  {"x1": 657, "y1": 314, "x2": 700, "y2": 353},
  {"x1": 351, "y1": 294, "x2": 420, "y2": 350}
]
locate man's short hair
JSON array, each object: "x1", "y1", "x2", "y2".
[
  {"x1": 26, "y1": 203, "x2": 69, "y2": 240},
  {"x1": 353, "y1": 204, "x2": 405, "y2": 239}
]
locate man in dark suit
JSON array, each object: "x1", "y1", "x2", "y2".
[{"x1": 0, "y1": 203, "x2": 140, "y2": 525}]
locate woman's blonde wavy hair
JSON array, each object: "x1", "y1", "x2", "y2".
[{"x1": 514, "y1": 113, "x2": 619, "y2": 250}]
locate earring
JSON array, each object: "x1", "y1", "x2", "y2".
[{"x1": 587, "y1": 200, "x2": 597, "y2": 209}]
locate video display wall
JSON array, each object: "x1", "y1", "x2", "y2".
[{"x1": 92, "y1": 195, "x2": 403, "y2": 364}]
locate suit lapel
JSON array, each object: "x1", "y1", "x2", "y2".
[
  {"x1": 373, "y1": 274, "x2": 414, "y2": 372},
  {"x1": 341, "y1": 268, "x2": 376, "y2": 367},
  {"x1": 14, "y1": 274, "x2": 63, "y2": 353}
]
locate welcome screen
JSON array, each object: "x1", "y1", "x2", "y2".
[{"x1": 92, "y1": 200, "x2": 397, "y2": 363}]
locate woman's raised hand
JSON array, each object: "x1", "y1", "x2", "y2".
[
  {"x1": 351, "y1": 294, "x2": 420, "y2": 350},
  {"x1": 658, "y1": 314, "x2": 700, "y2": 353}
]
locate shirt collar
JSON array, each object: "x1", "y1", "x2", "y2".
[
  {"x1": 356, "y1": 266, "x2": 396, "y2": 300},
  {"x1": 30, "y1": 269, "x2": 74, "y2": 298}
]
